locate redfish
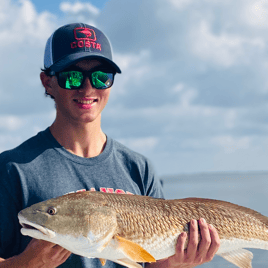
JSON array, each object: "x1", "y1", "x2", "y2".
[{"x1": 18, "y1": 191, "x2": 268, "y2": 268}]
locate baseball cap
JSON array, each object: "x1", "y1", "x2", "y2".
[{"x1": 44, "y1": 23, "x2": 121, "y2": 74}]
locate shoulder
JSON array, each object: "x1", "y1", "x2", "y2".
[
  {"x1": 0, "y1": 128, "x2": 49, "y2": 166},
  {"x1": 110, "y1": 138, "x2": 152, "y2": 168},
  {"x1": 109, "y1": 138, "x2": 164, "y2": 198},
  {"x1": 0, "y1": 131, "x2": 47, "y2": 213}
]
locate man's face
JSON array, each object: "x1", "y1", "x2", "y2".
[{"x1": 47, "y1": 59, "x2": 112, "y2": 125}]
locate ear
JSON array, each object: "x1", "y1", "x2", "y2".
[
  {"x1": 40, "y1": 72, "x2": 54, "y2": 97},
  {"x1": 40, "y1": 72, "x2": 52, "y2": 89}
]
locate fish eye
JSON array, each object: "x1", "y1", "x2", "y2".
[{"x1": 47, "y1": 207, "x2": 57, "y2": 215}]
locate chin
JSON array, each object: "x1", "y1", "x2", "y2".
[{"x1": 77, "y1": 115, "x2": 100, "y2": 124}]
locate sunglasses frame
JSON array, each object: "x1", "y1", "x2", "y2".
[{"x1": 54, "y1": 66, "x2": 116, "y2": 90}]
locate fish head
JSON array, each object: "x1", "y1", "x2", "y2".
[
  {"x1": 18, "y1": 192, "x2": 118, "y2": 255},
  {"x1": 18, "y1": 196, "x2": 91, "y2": 241},
  {"x1": 18, "y1": 199, "x2": 58, "y2": 241}
]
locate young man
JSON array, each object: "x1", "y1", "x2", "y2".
[{"x1": 0, "y1": 23, "x2": 220, "y2": 267}]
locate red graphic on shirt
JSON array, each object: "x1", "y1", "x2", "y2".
[
  {"x1": 99, "y1": 188, "x2": 134, "y2": 195},
  {"x1": 76, "y1": 189, "x2": 86, "y2": 193},
  {"x1": 66, "y1": 188, "x2": 134, "y2": 195},
  {"x1": 71, "y1": 27, "x2": 101, "y2": 51}
]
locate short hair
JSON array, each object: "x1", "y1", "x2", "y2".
[{"x1": 41, "y1": 67, "x2": 55, "y2": 99}]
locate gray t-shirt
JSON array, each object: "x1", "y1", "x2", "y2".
[{"x1": 0, "y1": 128, "x2": 164, "y2": 267}]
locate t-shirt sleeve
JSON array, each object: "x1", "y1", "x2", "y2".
[{"x1": 0, "y1": 154, "x2": 23, "y2": 258}]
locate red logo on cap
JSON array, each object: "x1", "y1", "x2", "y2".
[
  {"x1": 71, "y1": 27, "x2": 101, "y2": 51},
  {"x1": 74, "y1": 27, "x2": 97, "y2": 41}
]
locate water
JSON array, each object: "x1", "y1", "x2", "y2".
[{"x1": 161, "y1": 171, "x2": 268, "y2": 268}]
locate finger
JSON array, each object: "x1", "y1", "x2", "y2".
[
  {"x1": 52, "y1": 244, "x2": 67, "y2": 251},
  {"x1": 197, "y1": 218, "x2": 211, "y2": 260},
  {"x1": 176, "y1": 232, "x2": 188, "y2": 258},
  {"x1": 206, "y1": 224, "x2": 220, "y2": 262},
  {"x1": 61, "y1": 250, "x2": 72, "y2": 263},
  {"x1": 50, "y1": 244, "x2": 69, "y2": 257},
  {"x1": 38, "y1": 239, "x2": 57, "y2": 248},
  {"x1": 27, "y1": 239, "x2": 56, "y2": 252},
  {"x1": 54, "y1": 248, "x2": 72, "y2": 263},
  {"x1": 185, "y1": 219, "x2": 198, "y2": 261},
  {"x1": 50, "y1": 248, "x2": 72, "y2": 266},
  {"x1": 168, "y1": 232, "x2": 187, "y2": 266}
]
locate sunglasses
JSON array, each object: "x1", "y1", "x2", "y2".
[{"x1": 55, "y1": 67, "x2": 115, "y2": 90}]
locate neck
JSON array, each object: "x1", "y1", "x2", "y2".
[{"x1": 49, "y1": 116, "x2": 107, "y2": 158}]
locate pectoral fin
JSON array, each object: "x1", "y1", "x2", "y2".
[
  {"x1": 99, "y1": 258, "x2": 106, "y2": 266},
  {"x1": 116, "y1": 236, "x2": 156, "y2": 263},
  {"x1": 86, "y1": 207, "x2": 117, "y2": 252},
  {"x1": 218, "y1": 249, "x2": 253, "y2": 268}
]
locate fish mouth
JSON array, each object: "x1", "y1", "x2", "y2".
[{"x1": 18, "y1": 215, "x2": 55, "y2": 239}]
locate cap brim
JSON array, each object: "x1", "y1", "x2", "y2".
[{"x1": 50, "y1": 52, "x2": 121, "y2": 73}]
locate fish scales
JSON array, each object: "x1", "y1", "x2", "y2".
[
  {"x1": 101, "y1": 193, "x2": 268, "y2": 242},
  {"x1": 104, "y1": 193, "x2": 185, "y2": 240},
  {"x1": 18, "y1": 191, "x2": 268, "y2": 268}
]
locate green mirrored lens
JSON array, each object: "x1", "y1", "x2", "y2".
[
  {"x1": 92, "y1": 71, "x2": 113, "y2": 89},
  {"x1": 60, "y1": 71, "x2": 83, "y2": 89}
]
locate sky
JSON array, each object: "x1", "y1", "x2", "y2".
[{"x1": 0, "y1": 0, "x2": 268, "y2": 176}]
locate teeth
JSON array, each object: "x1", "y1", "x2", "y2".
[{"x1": 75, "y1": 99, "x2": 95, "y2": 104}]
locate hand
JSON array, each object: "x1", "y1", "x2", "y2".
[
  {"x1": 167, "y1": 218, "x2": 220, "y2": 268},
  {"x1": 17, "y1": 239, "x2": 72, "y2": 268}
]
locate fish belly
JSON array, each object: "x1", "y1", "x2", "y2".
[
  {"x1": 130, "y1": 233, "x2": 179, "y2": 260},
  {"x1": 86, "y1": 243, "x2": 126, "y2": 261},
  {"x1": 92, "y1": 237, "x2": 268, "y2": 263},
  {"x1": 217, "y1": 238, "x2": 268, "y2": 254},
  {"x1": 84, "y1": 234, "x2": 179, "y2": 262},
  {"x1": 139, "y1": 237, "x2": 268, "y2": 260}
]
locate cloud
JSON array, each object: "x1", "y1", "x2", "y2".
[
  {"x1": 190, "y1": 20, "x2": 265, "y2": 67},
  {"x1": 0, "y1": 115, "x2": 25, "y2": 131},
  {"x1": 118, "y1": 137, "x2": 159, "y2": 154},
  {"x1": 0, "y1": 0, "x2": 56, "y2": 116},
  {"x1": 1, "y1": 0, "x2": 268, "y2": 175},
  {"x1": 0, "y1": 0, "x2": 54, "y2": 45},
  {"x1": 60, "y1": 2, "x2": 100, "y2": 15},
  {"x1": 111, "y1": 50, "x2": 152, "y2": 96},
  {"x1": 168, "y1": 0, "x2": 193, "y2": 10},
  {"x1": 243, "y1": 0, "x2": 268, "y2": 27},
  {"x1": 60, "y1": 1, "x2": 100, "y2": 24},
  {"x1": 212, "y1": 135, "x2": 250, "y2": 153}
]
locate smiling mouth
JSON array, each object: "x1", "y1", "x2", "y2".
[{"x1": 73, "y1": 99, "x2": 97, "y2": 104}]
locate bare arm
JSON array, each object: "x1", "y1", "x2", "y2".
[
  {"x1": 0, "y1": 239, "x2": 71, "y2": 268},
  {"x1": 145, "y1": 218, "x2": 220, "y2": 268}
]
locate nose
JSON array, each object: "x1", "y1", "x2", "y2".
[{"x1": 78, "y1": 76, "x2": 94, "y2": 92}]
